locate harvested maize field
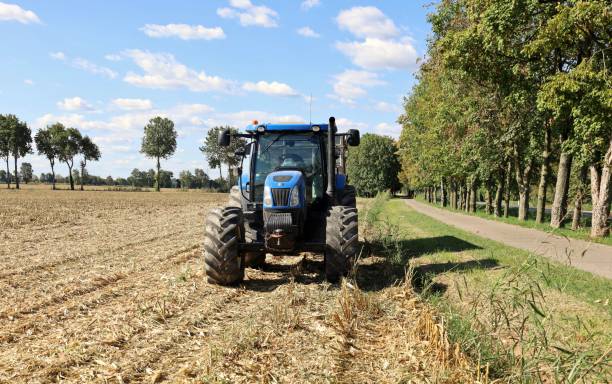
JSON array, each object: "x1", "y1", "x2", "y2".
[{"x1": 0, "y1": 189, "x2": 479, "y2": 383}]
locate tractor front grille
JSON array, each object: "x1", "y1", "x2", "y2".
[{"x1": 272, "y1": 188, "x2": 290, "y2": 206}]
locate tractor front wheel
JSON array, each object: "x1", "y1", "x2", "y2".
[
  {"x1": 325, "y1": 206, "x2": 359, "y2": 283},
  {"x1": 203, "y1": 207, "x2": 245, "y2": 285}
]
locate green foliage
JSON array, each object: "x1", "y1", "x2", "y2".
[
  {"x1": 20, "y1": 162, "x2": 32, "y2": 183},
  {"x1": 140, "y1": 117, "x2": 177, "y2": 161},
  {"x1": 140, "y1": 116, "x2": 177, "y2": 191},
  {"x1": 199, "y1": 126, "x2": 246, "y2": 180},
  {"x1": 346, "y1": 133, "x2": 400, "y2": 197}
]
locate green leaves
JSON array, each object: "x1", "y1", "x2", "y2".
[
  {"x1": 140, "y1": 116, "x2": 177, "y2": 160},
  {"x1": 346, "y1": 133, "x2": 401, "y2": 196}
]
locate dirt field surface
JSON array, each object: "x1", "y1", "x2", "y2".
[{"x1": 0, "y1": 188, "x2": 479, "y2": 383}]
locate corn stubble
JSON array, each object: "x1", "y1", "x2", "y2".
[{"x1": 0, "y1": 190, "x2": 482, "y2": 383}]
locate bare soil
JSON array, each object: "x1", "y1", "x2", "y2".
[{"x1": 0, "y1": 189, "x2": 478, "y2": 383}]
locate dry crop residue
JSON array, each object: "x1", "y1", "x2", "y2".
[{"x1": 0, "y1": 189, "x2": 480, "y2": 383}]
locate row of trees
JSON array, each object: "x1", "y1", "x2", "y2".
[
  {"x1": 35, "y1": 123, "x2": 101, "y2": 190},
  {"x1": 398, "y1": 0, "x2": 610, "y2": 237},
  {"x1": 0, "y1": 114, "x2": 101, "y2": 191}
]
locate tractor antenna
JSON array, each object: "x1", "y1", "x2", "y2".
[{"x1": 309, "y1": 93, "x2": 312, "y2": 125}]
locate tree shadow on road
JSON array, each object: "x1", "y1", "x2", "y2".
[{"x1": 356, "y1": 236, "x2": 498, "y2": 293}]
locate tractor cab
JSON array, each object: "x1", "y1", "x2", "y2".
[{"x1": 206, "y1": 117, "x2": 360, "y2": 285}]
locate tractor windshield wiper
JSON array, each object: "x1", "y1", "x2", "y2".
[{"x1": 260, "y1": 133, "x2": 288, "y2": 156}]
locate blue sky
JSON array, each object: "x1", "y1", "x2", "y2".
[{"x1": 0, "y1": 0, "x2": 432, "y2": 178}]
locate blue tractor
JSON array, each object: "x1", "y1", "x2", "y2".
[{"x1": 204, "y1": 117, "x2": 360, "y2": 285}]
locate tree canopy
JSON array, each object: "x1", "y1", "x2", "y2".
[
  {"x1": 346, "y1": 133, "x2": 400, "y2": 197},
  {"x1": 140, "y1": 116, "x2": 177, "y2": 192}
]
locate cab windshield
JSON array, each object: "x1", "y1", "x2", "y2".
[{"x1": 254, "y1": 133, "x2": 324, "y2": 202}]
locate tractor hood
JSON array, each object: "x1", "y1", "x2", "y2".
[{"x1": 263, "y1": 171, "x2": 305, "y2": 208}]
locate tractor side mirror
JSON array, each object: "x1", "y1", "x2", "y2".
[
  {"x1": 347, "y1": 129, "x2": 360, "y2": 146},
  {"x1": 218, "y1": 128, "x2": 231, "y2": 147}
]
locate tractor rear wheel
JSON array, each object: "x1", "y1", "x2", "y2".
[
  {"x1": 228, "y1": 185, "x2": 242, "y2": 208},
  {"x1": 340, "y1": 185, "x2": 357, "y2": 208},
  {"x1": 203, "y1": 207, "x2": 245, "y2": 285},
  {"x1": 325, "y1": 206, "x2": 359, "y2": 283}
]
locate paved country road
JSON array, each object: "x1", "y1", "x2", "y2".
[{"x1": 405, "y1": 199, "x2": 612, "y2": 279}]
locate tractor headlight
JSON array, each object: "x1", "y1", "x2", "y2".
[
  {"x1": 263, "y1": 186, "x2": 273, "y2": 206},
  {"x1": 290, "y1": 185, "x2": 300, "y2": 207}
]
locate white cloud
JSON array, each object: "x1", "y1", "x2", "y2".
[
  {"x1": 375, "y1": 122, "x2": 402, "y2": 138},
  {"x1": 57, "y1": 97, "x2": 94, "y2": 111},
  {"x1": 297, "y1": 26, "x2": 320, "y2": 38},
  {"x1": 0, "y1": 2, "x2": 40, "y2": 24},
  {"x1": 336, "y1": 6, "x2": 398, "y2": 39},
  {"x1": 49, "y1": 51, "x2": 66, "y2": 61},
  {"x1": 335, "y1": 7, "x2": 418, "y2": 71},
  {"x1": 336, "y1": 38, "x2": 418, "y2": 70},
  {"x1": 111, "y1": 98, "x2": 153, "y2": 111},
  {"x1": 73, "y1": 58, "x2": 118, "y2": 79},
  {"x1": 122, "y1": 49, "x2": 236, "y2": 93},
  {"x1": 374, "y1": 101, "x2": 401, "y2": 113},
  {"x1": 217, "y1": 0, "x2": 278, "y2": 28},
  {"x1": 50, "y1": 52, "x2": 118, "y2": 78},
  {"x1": 243, "y1": 81, "x2": 299, "y2": 97},
  {"x1": 24, "y1": 79, "x2": 34, "y2": 86},
  {"x1": 104, "y1": 54, "x2": 122, "y2": 61},
  {"x1": 300, "y1": 0, "x2": 320, "y2": 10},
  {"x1": 330, "y1": 70, "x2": 385, "y2": 104},
  {"x1": 335, "y1": 117, "x2": 367, "y2": 132},
  {"x1": 141, "y1": 23, "x2": 225, "y2": 40}
]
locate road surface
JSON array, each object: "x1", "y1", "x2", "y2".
[{"x1": 406, "y1": 199, "x2": 612, "y2": 279}]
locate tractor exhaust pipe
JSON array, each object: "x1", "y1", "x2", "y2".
[{"x1": 326, "y1": 116, "x2": 336, "y2": 204}]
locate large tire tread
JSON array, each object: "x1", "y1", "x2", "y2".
[
  {"x1": 204, "y1": 207, "x2": 245, "y2": 285},
  {"x1": 325, "y1": 206, "x2": 359, "y2": 283}
]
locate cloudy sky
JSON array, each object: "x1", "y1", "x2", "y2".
[{"x1": 0, "y1": 1, "x2": 431, "y2": 178}]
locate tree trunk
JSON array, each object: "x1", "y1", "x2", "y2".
[
  {"x1": 14, "y1": 154, "x2": 19, "y2": 189},
  {"x1": 67, "y1": 161, "x2": 74, "y2": 190},
  {"x1": 80, "y1": 160, "x2": 86, "y2": 191},
  {"x1": 494, "y1": 169, "x2": 504, "y2": 217},
  {"x1": 156, "y1": 157, "x2": 161, "y2": 192},
  {"x1": 218, "y1": 167, "x2": 222, "y2": 181},
  {"x1": 433, "y1": 185, "x2": 438, "y2": 205},
  {"x1": 551, "y1": 151, "x2": 573, "y2": 228},
  {"x1": 486, "y1": 184, "x2": 493, "y2": 214},
  {"x1": 571, "y1": 165, "x2": 588, "y2": 230},
  {"x1": 504, "y1": 161, "x2": 511, "y2": 218},
  {"x1": 454, "y1": 182, "x2": 459, "y2": 209},
  {"x1": 4, "y1": 156, "x2": 10, "y2": 189},
  {"x1": 441, "y1": 179, "x2": 447, "y2": 207},
  {"x1": 536, "y1": 127, "x2": 551, "y2": 224},
  {"x1": 469, "y1": 177, "x2": 477, "y2": 213},
  {"x1": 590, "y1": 139, "x2": 612, "y2": 238},
  {"x1": 514, "y1": 151, "x2": 533, "y2": 221},
  {"x1": 50, "y1": 159, "x2": 56, "y2": 190}
]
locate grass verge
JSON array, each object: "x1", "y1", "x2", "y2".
[
  {"x1": 362, "y1": 196, "x2": 612, "y2": 383},
  {"x1": 415, "y1": 196, "x2": 612, "y2": 246}
]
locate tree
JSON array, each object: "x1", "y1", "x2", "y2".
[
  {"x1": 0, "y1": 115, "x2": 11, "y2": 188},
  {"x1": 57, "y1": 127, "x2": 82, "y2": 190},
  {"x1": 179, "y1": 170, "x2": 194, "y2": 189},
  {"x1": 346, "y1": 133, "x2": 401, "y2": 197},
  {"x1": 199, "y1": 126, "x2": 246, "y2": 186},
  {"x1": 35, "y1": 123, "x2": 64, "y2": 190},
  {"x1": 140, "y1": 117, "x2": 177, "y2": 192},
  {"x1": 78, "y1": 136, "x2": 101, "y2": 190},
  {"x1": 20, "y1": 162, "x2": 32, "y2": 184},
  {"x1": 3, "y1": 114, "x2": 32, "y2": 189}
]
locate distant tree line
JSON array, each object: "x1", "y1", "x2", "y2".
[{"x1": 398, "y1": 1, "x2": 610, "y2": 238}]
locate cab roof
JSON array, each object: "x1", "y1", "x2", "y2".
[{"x1": 245, "y1": 123, "x2": 329, "y2": 133}]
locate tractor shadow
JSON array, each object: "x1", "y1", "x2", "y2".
[
  {"x1": 242, "y1": 256, "x2": 325, "y2": 292},
  {"x1": 241, "y1": 236, "x2": 499, "y2": 294}
]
